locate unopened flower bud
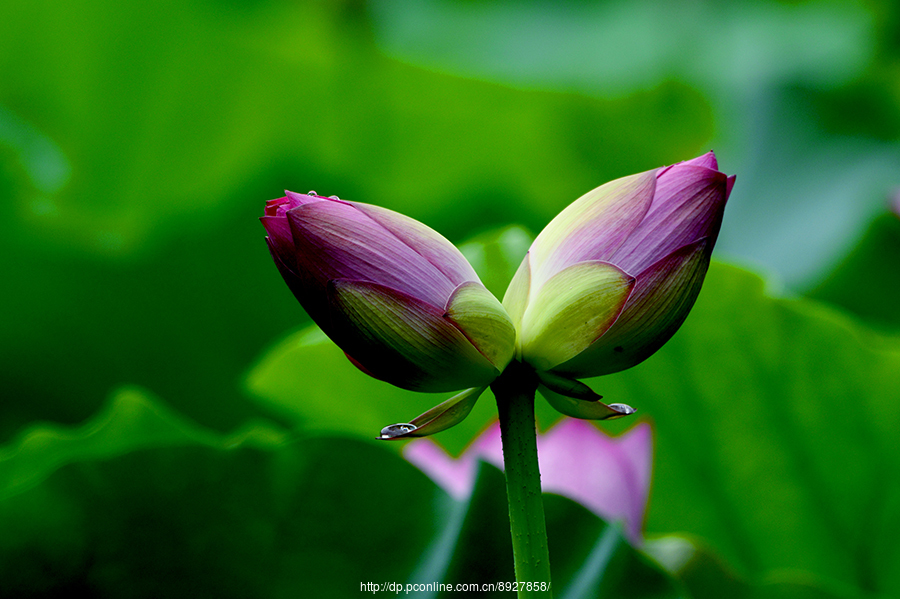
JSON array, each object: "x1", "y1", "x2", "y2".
[
  {"x1": 261, "y1": 191, "x2": 516, "y2": 393},
  {"x1": 504, "y1": 152, "x2": 734, "y2": 379}
]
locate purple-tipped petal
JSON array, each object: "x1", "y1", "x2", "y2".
[
  {"x1": 610, "y1": 166, "x2": 727, "y2": 274},
  {"x1": 261, "y1": 213, "x2": 298, "y2": 273},
  {"x1": 510, "y1": 152, "x2": 732, "y2": 380},
  {"x1": 680, "y1": 151, "x2": 718, "y2": 170},
  {"x1": 655, "y1": 151, "x2": 718, "y2": 177},
  {"x1": 555, "y1": 239, "x2": 710, "y2": 378},
  {"x1": 264, "y1": 236, "x2": 316, "y2": 310},
  {"x1": 261, "y1": 191, "x2": 517, "y2": 399},
  {"x1": 264, "y1": 191, "x2": 328, "y2": 217},
  {"x1": 287, "y1": 200, "x2": 457, "y2": 304},
  {"x1": 352, "y1": 203, "x2": 480, "y2": 287},
  {"x1": 530, "y1": 170, "x2": 656, "y2": 288}
]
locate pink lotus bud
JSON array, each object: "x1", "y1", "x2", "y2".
[
  {"x1": 504, "y1": 152, "x2": 734, "y2": 379},
  {"x1": 261, "y1": 192, "x2": 516, "y2": 393}
]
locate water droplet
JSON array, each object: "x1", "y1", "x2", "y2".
[
  {"x1": 379, "y1": 423, "x2": 417, "y2": 439},
  {"x1": 328, "y1": 195, "x2": 340, "y2": 200},
  {"x1": 608, "y1": 403, "x2": 636, "y2": 415},
  {"x1": 307, "y1": 190, "x2": 317, "y2": 196}
]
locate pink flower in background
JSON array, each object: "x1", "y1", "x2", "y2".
[{"x1": 403, "y1": 419, "x2": 652, "y2": 544}]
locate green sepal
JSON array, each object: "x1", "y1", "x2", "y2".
[
  {"x1": 519, "y1": 261, "x2": 634, "y2": 371},
  {"x1": 537, "y1": 373, "x2": 635, "y2": 420},
  {"x1": 377, "y1": 386, "x2": 487, "y2": 439},
  {"x1": 445, "y1": 282, "x2": 517, "y2": 372}
]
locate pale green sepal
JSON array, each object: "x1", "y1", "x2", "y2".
[
  {"x1": 519, "y1": 261, "x2": 634, "y2": 372},
  {"x1": 538, "y1": 383, "x2": 636, "y2": 421},
  {"x1": 377, "y1": 386, "x2": 487, "y2": 439},
  {"x1": 445, "y1": 282, "x2": 516, "y2": 372},
  {"x1": 501, "y1": 251, "x2": 532, "y2": 336},
  {"x1": 330, "y1": 280, "x2": 497, "y2": 392}
]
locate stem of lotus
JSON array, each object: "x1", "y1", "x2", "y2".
[{"x1": 492, "y1": 361, "x2": 553, "y2": 598}]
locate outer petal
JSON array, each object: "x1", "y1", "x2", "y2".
[
  {"x1": 610, "y1": 165, "x2": 727, "y2": 274},
  {"x1": 287, "y1": 200, "x2": 456, "y2": 304},
  {"x1": 264, "y1": 235, "x2": 317, "y2": 310},
  {"x1": 554, "y1": 239, "x2": 711, "y2": 378},
  {"x1": 264, "y1": 191, "x2": 323, "y2": 218},
  {"x1": 528, "y1": 170, "x2": 656, "y2": 288},
  {"x1": 519, "y1": 261, "x2": 634, "y2": 372},
  {"x1": 328, "y1": 279, "x2": 499, "y2": 392},
  {"x1": 658, "y1": 150, "x2": 718, "y2": 173},
  {"x1": 444, "y1": 282, "x2": 516, "y2": 372},
  {"x1": 260, "y1": 192, "x2": 338, "y2": 295},
  {"x1": 351, "y1": 202, "x2": 480, "y2": 287}
]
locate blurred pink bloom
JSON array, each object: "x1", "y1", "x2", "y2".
[{"x1": 403, "y1": 419, "x2": 652, "y2": 544}]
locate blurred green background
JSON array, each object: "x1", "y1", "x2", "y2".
[{"x1": 2, "y1": 0, "x2": 899, "y2": 597}]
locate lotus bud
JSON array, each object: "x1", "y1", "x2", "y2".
[
  {"x1": 504, "y1": 152, "x2": 734, "y2": 382},
  {"x1": 261, "y1": 191, "x2": 516, "y2": 393}
]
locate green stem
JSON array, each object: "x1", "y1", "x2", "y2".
[{"x1": 492, "y1": 361, "x2": 553, "y2": 598}]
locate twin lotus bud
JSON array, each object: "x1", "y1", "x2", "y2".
[{"x1": 261, "y1": 152, "x2": 734, "y2": 438}]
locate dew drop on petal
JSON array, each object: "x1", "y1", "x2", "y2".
[
  {"x1": 607, "y1": 403, "x2": 636, "y2": 415},
  {"x1": 379, "y1": 423, "x2": 418, "y2": 439},
  {"x1": 328, "y1": 195, "x2": 340, "y2": 200},
  {"x1": 307, "y1": 190, "x2": 318, "y2": 196}
]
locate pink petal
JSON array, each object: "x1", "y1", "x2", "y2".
[
  {"x1": 351, "y1": 203, "x2": 480, "y2": 287},
  {"x1": 403, "y1": 440, "x2": 479, "y2": 501},
  {"x1": 680, "y1": 151, "x2": 718, "y2": 170},
  {"x1": 656, "y1": 151, "x2": 718, "y2": 176},
  {"x1": 530, "y1": 171, "x2": 656, "y2": 288},
  {"x1": 610, "y1": 165, "x2": 727, "y2": 274},
  {"x1": 554, "y1": 239, "x2": 711, "y2": 378},
  {"x1": 287, "y1": 200, "x2": 457, "y2": 305},
  {"x1": 537, "y1": 420, "x2": 651, "y2": 544}
]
